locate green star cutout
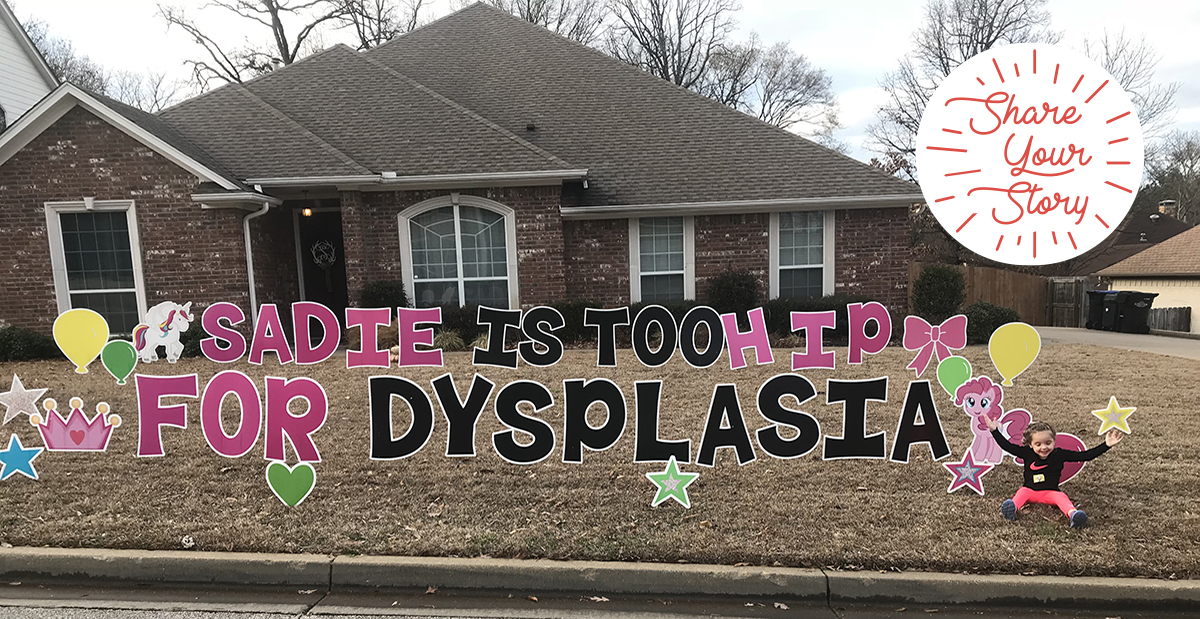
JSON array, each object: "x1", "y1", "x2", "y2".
[{"x1": 645, "y1": 456, "x2": 699, "y2": 508}]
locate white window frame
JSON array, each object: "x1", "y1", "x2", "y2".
[
  {"x1": 769, "y1": 210, "x2": 835, "y2": 299},
  {"x1": 398, "y1": 193, "x2": 520, "y2": 309},
  {"x1": 44, "y1": 199, "x2": 149, "y2": 323},
  {"x1": 628, "y1": 215, "x2": 695, "y2": 303}
]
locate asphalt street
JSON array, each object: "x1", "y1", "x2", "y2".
[{"x1": 0, "y1": 582, "x2": 1196, "y2": 619}]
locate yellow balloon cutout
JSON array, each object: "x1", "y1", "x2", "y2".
[
  {"x1": 53, "y1": 309, "x2": 110, "y2": 374},
  {"x1": 988, "y1": 322, "x2": 1041, "y2": 387}
]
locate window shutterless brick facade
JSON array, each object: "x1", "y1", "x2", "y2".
[
  {"x1": 0, "y1": 109, "x2": 912, "y2": 334},
  {"x1": 0, "y1": 107, "x2": 251, "y2": 334},
  {"x1": 342, "y1": 186, "x2": 566, "y2": 309}
]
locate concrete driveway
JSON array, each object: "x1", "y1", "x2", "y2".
[{"x1": 1037, "y1": 327, "x2": 1200, "y2": 361}]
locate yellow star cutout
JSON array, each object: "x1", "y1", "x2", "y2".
[{"x1": 1091, "y1": 396, "x2": 1135, "y2": 435}]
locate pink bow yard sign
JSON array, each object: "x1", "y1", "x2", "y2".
[{"x1": 904, "y1": 315, "x2": 967, "y2": 376}]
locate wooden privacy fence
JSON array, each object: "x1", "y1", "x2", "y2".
[
  {"x1": 1149, "y1": 307, "x2": 1191, "y2": 332},
  {"x1": 909, "y1": 263, "x2": 1049, "y2": 326},
  {"x1": 1048, "y1": 276, "x2": 1091, "y2": 328}
]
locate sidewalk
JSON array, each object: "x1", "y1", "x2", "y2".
[
  {"x1": 1, "y1": 547, "x2": 1197, "y2": 610},
  {"x1": 1038, "y1": 326, "x2": 1200, "y2": 360}
]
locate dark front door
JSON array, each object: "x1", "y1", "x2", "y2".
[{"x1": 297, "y1": 209, "x2": 349, "y2": 341}]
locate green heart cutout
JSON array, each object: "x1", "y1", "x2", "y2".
[{"x1": 266, "y1": 461, "x2": 316, "y2": 507}]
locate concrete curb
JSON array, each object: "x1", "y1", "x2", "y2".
[
  {"x1": 826, "y1": 570, "x2": 1200, "y2": 608},
  {"x1": 0, "y1": 547, "x2": 331, "y2": 587},
  {"x1": 2, "y1": 547, "x2": 1199, "y2": 609},
  {"x1": 333, "y1": 555, "x2": 827, "y2": 599}
]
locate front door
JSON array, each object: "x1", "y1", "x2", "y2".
[{"x1": 297, "y1": 209, "x2": 349, "y2": 343}]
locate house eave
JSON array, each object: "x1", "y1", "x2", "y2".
[
  {"x1": 243, "y1": 169, "x2": 590, "y2": 191},
  {"x1": 192, "y1": 192, "x2": 284, "y2": 210},
  {"x1": 559, "y1": 193, "x2": 925, "y2": 220},
  {"x1": 1100, "y1": 272, "x2": 1200, "y2": 279}
]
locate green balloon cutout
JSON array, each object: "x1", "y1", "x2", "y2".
[
  {"x1": 101, "y1": 340, "x2": 138, "y2": 385},
  {"x1": 936, "y1": 356, "x2": 973, "y2": 397}
]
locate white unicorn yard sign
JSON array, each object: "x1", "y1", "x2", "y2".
[{"x1": 133, "y1": 302, "x2": 194, "y2": 363}]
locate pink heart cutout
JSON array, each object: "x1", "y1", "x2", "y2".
[{"x1": 70, "y1": 430, "x2": 85, "y2": 445}]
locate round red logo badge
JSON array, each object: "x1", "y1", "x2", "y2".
[{"x1": 916, "y1": 43, "x2": 1144, "y2": 266}]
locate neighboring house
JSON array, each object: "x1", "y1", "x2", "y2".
[
  {"x1": 1098, "y1": 224, "x2": 1200, "y2": 335},
  {"x1": 0, "y1": 3, "x2": 920, "y2": 337},
  {"x1": 1068, "y1": 209, "x2": 1193, "y2": 277},
  {"x1": 0, "y1": 0, "x2": 57, "y2": 131}
]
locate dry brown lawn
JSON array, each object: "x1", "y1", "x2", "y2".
[{"x1": 1, "y1": 342, "x2": 1197, "y2": 579}]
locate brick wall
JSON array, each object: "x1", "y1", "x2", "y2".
[
  {"x1": 350, "y1": 186, "x2": 565, "y2": 308},
  {"x1": 250, "y1": 204, "x2": 299, "y2": 309},
  {"x1": 562, "y1": 219, "x2": 629, "y2": 305},
  {"x1": 0, "y1": 107, "x2": 249, "y2": 334},
  {"x1": 560, "y1": 209, "x2": 908, "y2": 310},
  {"x1": 694, "y1": 213, "x2": 770, "y2": 301},
  {"x1": 340, "y1": 190, "x2": 367, "y2": 307},
  {"x1": 834, "y1": 207, "x2": 911, "y2": 312}
]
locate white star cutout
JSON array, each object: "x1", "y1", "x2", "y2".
[{"x1": 0, "y1": 375, "x2": 48, "y2": 425}]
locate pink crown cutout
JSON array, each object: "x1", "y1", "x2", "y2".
[{"x1": 32, "y1": 398, "x2": 121, "y2": 451}]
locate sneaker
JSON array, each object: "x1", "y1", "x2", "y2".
[
  {"x1": 1070, "y1": 510, "x2": 1088, "y2": 528},
  {"x1": 1000, "y1": 499, "x2": 1017, "y2": 521}
]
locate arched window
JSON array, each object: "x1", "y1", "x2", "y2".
[{"x1": 399, "y1": 195, "x2": 519, "y2": 309}]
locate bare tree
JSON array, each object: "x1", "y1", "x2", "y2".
[
  {"x1": 700, "y1": 34, "x2": 758, "y2": 107},
  {"x1": 24, "y1": 19, "x2": 110, "y2": 93},
  {"x1": 468, "y1": 0, "x2": 607, "y2": 44},
  {"x1": 110, "y1": 71, "x2": 184, "y2": 113},
  {"x1": 606, "y1": 0, "x2": 738, "y2": 90},
  {"x1": 158, "y1": 0, "x2": 348, "y2": 88},
  {"x1": 698, "y1": 35, "x2": 839, "y2": 141},
  {"x1": 1083, "y1": 30, "x2": 1179, "y2": 141},
  {"x1": 1138, "y1": 130, "x2": 1200, "y2": 223},
  {"x1": 341, "y1": 0, "x2": 427, "y2": 49},
  {"x1": 868, "y1": 0, "x2": 1061, "y2": 180},
  {"x1": 751, "y1": 42, "x2": 834, "y2": 131}
]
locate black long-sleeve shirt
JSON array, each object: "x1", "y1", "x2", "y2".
[{"x1": 990, "y1": 428, "x2": 1110, "y2": 491}]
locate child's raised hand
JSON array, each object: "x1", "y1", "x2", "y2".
[
  {"x1": 984, "y1": 415, "x2": 999, "y2": 432},
  {"x1": 1105, "y1": 429, "x2": 1125, "y2": 447}
]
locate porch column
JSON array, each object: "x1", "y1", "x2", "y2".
[{"x1": 341, "y1": 190, "x2": 367, "y2": 307}]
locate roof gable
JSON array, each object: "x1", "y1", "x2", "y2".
[
  {"x1": 365, "y1": 3, "x2": 919, "y2": 207},
  {"x1": 0, "y1": 83, "x2": 241, "y2": 190}
]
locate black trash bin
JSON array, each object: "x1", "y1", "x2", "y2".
[
  {"x1": 1086, "y1": 290, "x2": 1117, "y2": 330},
  {"x1": 1102, "y1": 292, "x2": 1126, "y2": 331},
  {"x1": 1117, "y1": 291, "x2": 1159, "y2": 334}
]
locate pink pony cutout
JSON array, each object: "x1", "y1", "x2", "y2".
[{"x1": 954, "y1": 376, "x2": 1030, "y2": 465}]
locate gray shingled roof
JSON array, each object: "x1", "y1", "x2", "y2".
[
  {"x1": 136, "y1": 2, "x2": 916, "y2": 205},
  {"x1": 159, "y1": 44, "x2": 573, "y2": 179},
  {"x1": 92, "y1": 92, "x2": 250, "y2": 190},
  {"x1": 366, "y1": 3, "x2": 919, "y2": 206},
  {"x1": 158, "y1": 80, "x2": 372, "y2": 179}
]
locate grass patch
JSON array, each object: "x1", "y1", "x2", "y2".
[{"x1": 0, "y1": 344, "x2": 1196, "y2": 578}]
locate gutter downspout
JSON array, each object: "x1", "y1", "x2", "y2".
[{"x1": 243, "y1": 200, "x2": 272, "y2": 327}]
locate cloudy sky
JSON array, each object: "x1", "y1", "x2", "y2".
[{"x1": 13, "y1": 0, "x2": 1200, "y2": 162}]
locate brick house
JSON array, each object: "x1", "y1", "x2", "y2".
[{"x1": 0, "y1": 3, "x2": 920, "y2": 337}]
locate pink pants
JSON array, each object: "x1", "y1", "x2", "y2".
[{"x1": 1012, "y1": 487, "x2": 1076, "y2": 517}]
